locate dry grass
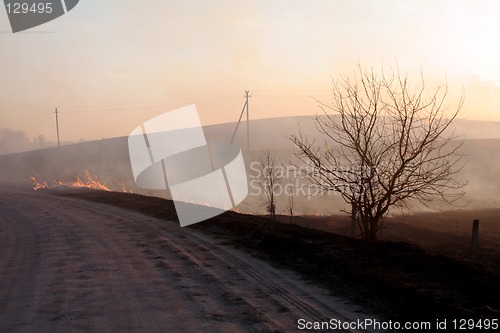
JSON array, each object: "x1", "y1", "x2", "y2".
[{"x1": 284, "y1": 209, "x2": 500, "y2": 272}]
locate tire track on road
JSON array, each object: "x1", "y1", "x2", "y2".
[{"x1": 0, "y1": 189, "x2": 377, "y2": 332}]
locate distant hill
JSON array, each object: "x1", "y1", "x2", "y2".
[
  {"x1": 207, "y1": 116, "x2": 500, "y2": 151},
  {"x1": 1, "y1": 115, "x2": 500, "y2": 213}
]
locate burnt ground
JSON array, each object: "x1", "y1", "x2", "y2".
[
  {"x1": 60, "y1": 189, "x2": 500, "y2": 323},
  {"x1": 282, "y1": 211, "x2": 500, "y2": 274}
]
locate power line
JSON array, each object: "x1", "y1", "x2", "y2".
[
  {"x1": 61, "y1": 95, "x2": 241, "y2": 114},
  {"x1": 59, "y1": 93, "x2": 243, "y2": 112}
]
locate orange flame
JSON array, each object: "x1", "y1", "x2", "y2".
[
  {"x1": 231, "y1": 208, "x2": 254, "y2": 215},
  {"x1": 70, "y1": 170, "x2": 111, "y2": 191},
  {"x1": 31, "y1": 177, "x2": 48, "y2": 191},
  {"x1": 187, "y1": 199, "x2": 214, "y2": 208},
  {"x1": 31, "y1": 170, "x2": 114, "y2": 192},
  {"x1": 305, "y1": 212, "x2": 323, "y2": 217}
]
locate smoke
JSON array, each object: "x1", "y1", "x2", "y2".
[
  {"x1": 0, "y1": 128, "x2": 36, "y2": 155},
  {"x1": 1, "y1": 116, "x2": 500, "y2": 215}
]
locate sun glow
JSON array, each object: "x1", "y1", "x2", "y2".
[{"x1": 437, "y1": 2, "x2": 500, "y2": 87}]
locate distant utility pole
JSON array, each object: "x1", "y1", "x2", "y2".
[
  {"x1": 471, "y1": 219, "x2": 480, "y2": 262},
  {"x1": 245, "y1": 90, "x2": 250, "y2": 151},
  {"x1": 230, "y1": 90, "x2": 251, "y2": 151},
  {"x1": 55, "y1": 107, "x2": 60, "y2": 148}
]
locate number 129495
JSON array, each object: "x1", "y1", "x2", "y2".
[{"x1": 6, "y1": 2, "x2": 53, "y2": 14}]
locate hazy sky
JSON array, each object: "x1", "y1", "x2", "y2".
[{"x1": 1, "y1": 0, "x2": 500, "y2": 142}]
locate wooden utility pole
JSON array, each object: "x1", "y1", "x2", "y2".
[
  {"x1": 230, "y1": 91, "x2": 251, "y2": 150},
  {"x1": 55, "y1": 107, "x2": 60, "y2": 148},
  {"x1": 471, "y1": 219, "x2": 480, "y2": 262},
  {"x1": 245, "y1": 90, "x2": 250, "y2": 151}
]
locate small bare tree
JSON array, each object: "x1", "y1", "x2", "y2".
[
  {"x1": 291, "y1": 65, "x2": 466, "y2": 241},
  {"x1": 254, "y1": 150, "x2": 282, "y2": 221},
  {"x1": 285, "y1": 186, "x2": 294, "y2": 224}
]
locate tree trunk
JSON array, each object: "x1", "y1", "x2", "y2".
[
  {"x1": 351, "y1": 201, "x2": 357, "y2": 238},
  {"x1": 361, "y1": 219, "x2": 369, "y2": 241},
  {"x1": 360, "y1": 217, "x2": 379, "y2": 241},
  {"x1": 367, "y1": 218, "x2": 379, "y2": 242}
]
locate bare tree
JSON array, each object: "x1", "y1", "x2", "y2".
[
  {"x1": 285, "y1": 186, "x2": 294, "y2": 224},
  {"x1": 291, "y1": 65, "x2": 466, "y2": 241},
  {"x1": 254, "y1": 150, "x2": 282, "y2": 221}
]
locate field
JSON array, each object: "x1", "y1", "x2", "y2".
[{"x1": 286, "y1": 209, "x2": 500, "y2": 272}]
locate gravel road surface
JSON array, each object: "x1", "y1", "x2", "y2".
[{"x1": 0, "y1": 188, "x2": 373, "y2": 332}]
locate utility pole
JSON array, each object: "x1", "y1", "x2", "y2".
[
  {"x1": 230, "y1": 90, "x2": 251, "y2": 151},
  {"x1": 245, "y1": 90, "x2": 250, "y2": 151},
  {"x1": 471, "y1": 219, "x2": 480, "y2": 262},
  {"x1": 55, "y1": 107, "x2": 60, "y2": 148}
]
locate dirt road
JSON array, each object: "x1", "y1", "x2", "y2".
[{"x1": 0, "y1": 188, "x2": 373, "y2": 332}]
